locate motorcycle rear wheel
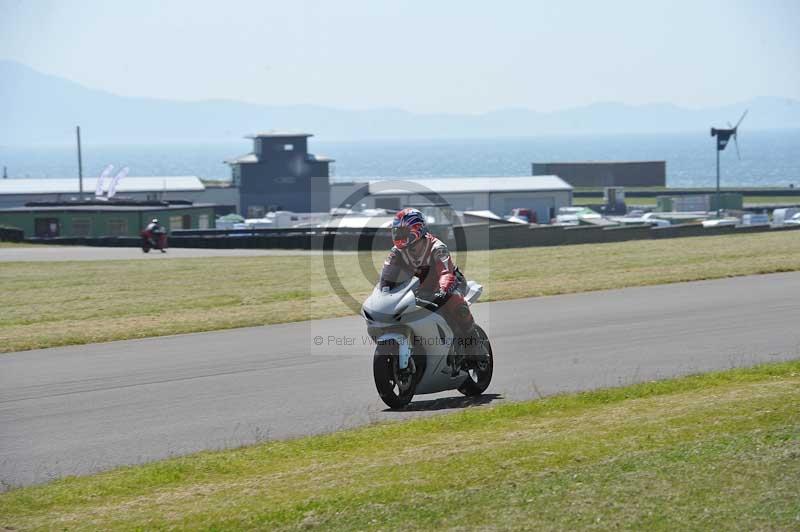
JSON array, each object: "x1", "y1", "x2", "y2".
[
  {"x1": 458, "y1": 325, "x2": 493, "y2": 396},
  {"x1": 373, "y1": 342, "x2": 416, "y2": 409}
]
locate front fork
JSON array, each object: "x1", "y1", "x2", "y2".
[{"x1": 377, "y1": 332, "x2": 412, "y2": 370}]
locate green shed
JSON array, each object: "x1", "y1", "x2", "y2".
[{"x1": 0, "y1": 203, "x2": 216, "y2": 238}]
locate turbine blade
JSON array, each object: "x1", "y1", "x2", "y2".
[
  {"x1": 734, "y1": 133, "x2": 741, "y2": 160},
  {"x1": 735, "y1": 109, "x2": 748, "y2": 129}
]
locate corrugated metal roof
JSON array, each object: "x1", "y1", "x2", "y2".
[
  {"x1": 0, "y1": 203, "x2": 215, "y2": 213},
  {"x1": 532, "y1": 160, "x2": 665, "y2": 165},
  {"x1": 224, "y1": 153, "x2": 259, "y2": 164},
  {"x1": 368, "y1": 176, "x2": 572, "y2": 195},
  {"x1": 0, "y1": 177, "x2": 206, "y2": 195}
]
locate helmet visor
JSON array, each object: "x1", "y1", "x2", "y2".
[{"x1": 392, "y1": 226, "x2": 409, "y2": 247}]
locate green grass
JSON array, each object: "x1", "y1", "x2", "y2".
[
  {"x1": 1, "y1": 360, "x2": 798, "y2": 530},
  {"x1": 0, "y1": 241, "x2": 36, "y2": 248},
  {"x1": 576, "y1": 195, "x2": 800, "y2": 206},
  {"x1": 573, "y1": 186, "x2": 799, "y2": 193},
  {"x1": 2, "y1": 231, "x2": 800, "y2": 353},
  {"x1": 741, "y1": 196, "x2": 800, "y2": 205}
]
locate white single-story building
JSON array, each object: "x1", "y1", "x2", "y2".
[
  {"x1": 0, "y1": 177, "x2": 239, "y2": 210},
  {"x1": 331, "y1": 176, "x2": 573, "y2": 224}
]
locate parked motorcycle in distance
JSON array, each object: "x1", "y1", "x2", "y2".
[
  {"x1": 140, "y1": 228, "x2": 168, "y2": 253},
  {"x1": 362, "y1": 276, "x2": 493, "y2": 409}
]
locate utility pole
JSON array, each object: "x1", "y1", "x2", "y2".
[
  {"x1": 2, "y1": 166, "x2": 7, "y2": 179},
  {"x1": 715, "y1": 147, "x2": 721, "y2": 218},
  {"x1": 76, "y1": 126, "x2": 84, "y2": 198}
]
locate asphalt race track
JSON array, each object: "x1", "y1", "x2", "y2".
[{"x1": 1, "y1": 272, "x2": 798, "y2": 488}]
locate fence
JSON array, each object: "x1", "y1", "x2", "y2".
[
  {"x1": 0, "y1": 226, "x2": 24, "y2": 242},
  {"x1": 461, "y1": 222, "x2": 798, "y2": 250},
  {"x1": 23, "y1": 222, "x2": 800, "y2": 251}
]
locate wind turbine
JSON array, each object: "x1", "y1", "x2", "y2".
[{"x1": 710, "y1": 110, "x2": 747, "y2": 218}]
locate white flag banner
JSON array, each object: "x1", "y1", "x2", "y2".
[
  {"x1": 94, "y1": 164, "x2": 114, "y2": 197},
  {"x1": 107, "y1": 167, "x2": 129, "y2": 198}
]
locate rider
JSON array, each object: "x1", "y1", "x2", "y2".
[
  {"x1": 379, "y1": 208, "x2": 480, "y2": 369},
  {"x1": 143, "y1": 218, "x2": 166, "y2": 251},
  {"x1": 145, "y1": 218, "x2": 163, "y2": 234}
]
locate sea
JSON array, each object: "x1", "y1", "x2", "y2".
[{"x1": 2, "y1": 129, "x2": 799, "y2": 188}]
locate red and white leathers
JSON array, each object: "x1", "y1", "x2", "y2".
[{"x1": 379, "y1": 232, "x2": 475, "y2": 338}]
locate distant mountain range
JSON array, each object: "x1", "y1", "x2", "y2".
[{"x1": 2, "y1": 60, "x2": 799, "y2": 144}]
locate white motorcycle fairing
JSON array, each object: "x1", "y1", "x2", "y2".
[{"x1": 363, "y1": 276, "x2": 486, "y2": 396}]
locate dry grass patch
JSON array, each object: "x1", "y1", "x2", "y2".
[
  {"x1": 0, "y1": 241, "x2": 36, "y2": 248},
  {"x1": 2, "y1": 231, "x2": 800, "y2": 352}
]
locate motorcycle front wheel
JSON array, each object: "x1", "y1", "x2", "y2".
[
  {"x1": 458, "y1": 325, "x2": 493, "y2": 397},
  {"x1": 373, "y1": 342, "x2": 416, "y2": 409}
]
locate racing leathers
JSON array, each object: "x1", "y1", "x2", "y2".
[
  {"x1": 145, "y1": 221, "x2": 164, "y2": 234},
  {"x1": 379, "y1": 233, "x2": 475, "y2": 343}
]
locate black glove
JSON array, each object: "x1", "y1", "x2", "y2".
[{"x1": 432, "y1": 289, "x2": 449, "y2": 306}]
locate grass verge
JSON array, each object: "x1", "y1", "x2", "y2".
[
  {"x1": 0, "y1": 242, "x2": 36, "y2": 248},
  {"x1": 576, "y1": 195, "x2": 800, "y2": 206},
  {"x1": 1, "y1": 360, "x2": 798, "y2": 530},
  {"x1": 2, "y1": 231, "x2": 800, "y2": 352}
]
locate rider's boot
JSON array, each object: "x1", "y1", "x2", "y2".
[
  {"x1": 448, "y1": 337, "x2": 466, "y2": 377},
  {"x1": 447, "y1": 346, "x2": 460, "y2": 377},
  {"x1": 462, "y1": 325, "x2": 486, "y2": 369},
  {"x1": 449, "y1": 326, "x2": 481, "y2": 376}
]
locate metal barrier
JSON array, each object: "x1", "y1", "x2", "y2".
[
  {"x1": 23, "y1": 223, "x2": 800, "y2": 250},
  {"x1": 0, "y1": 226, "x2": 24, "y2": 242}
]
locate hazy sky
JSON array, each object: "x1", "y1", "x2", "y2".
[{"x1": 1, "y1": 0, "x2": 798, "y2": 113}]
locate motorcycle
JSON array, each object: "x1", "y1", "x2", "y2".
[
  {"x1": 140, "y1": 229, "x2": 168, "y2": 253},
  {"x1": 362, "y1": 276, "x2": 493, "y2": 409}
]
